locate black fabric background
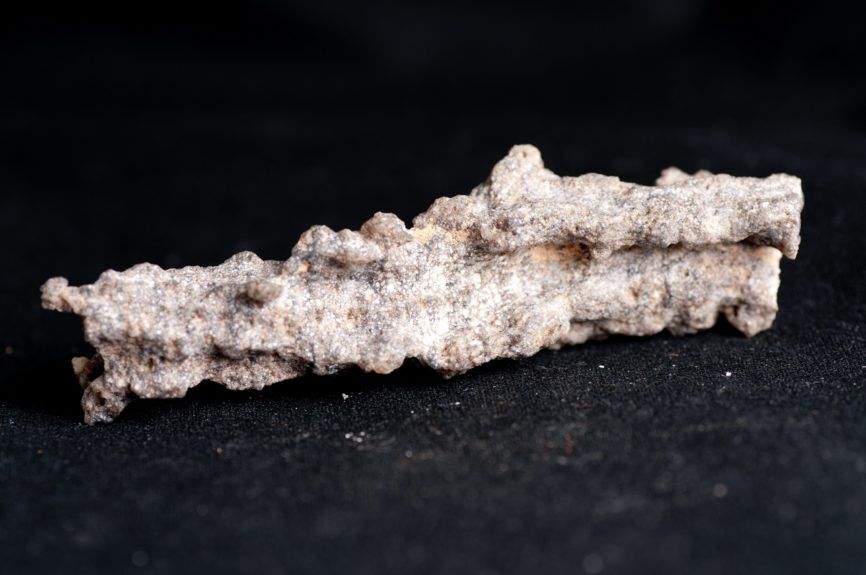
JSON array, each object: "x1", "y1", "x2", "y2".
[{"x1": 2, "y1": 1, "x2": 866, "y2": 573}]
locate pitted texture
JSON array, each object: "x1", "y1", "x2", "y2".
[{"x1": 41, "y1": 145, "x2": 803, "y2": 423}]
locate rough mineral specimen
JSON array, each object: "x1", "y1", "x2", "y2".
[{"x1": 42, "y1": 145, "x2": 803, "y2": 423}]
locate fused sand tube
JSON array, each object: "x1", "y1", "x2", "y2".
[{"x1": 42, "y1": 145, "x2": 803, "y2": 423}]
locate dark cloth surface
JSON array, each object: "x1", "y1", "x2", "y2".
[{"x1": 2, "y1": 2, "x2": 866, "y2": 574}]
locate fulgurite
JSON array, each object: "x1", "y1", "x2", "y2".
[{"x1": 42, "y1": 145, "x2": 804, "y2": 423}]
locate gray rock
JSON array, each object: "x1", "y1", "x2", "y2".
[{"x1": 42, "y1": 145, "x2": 804, "y2": 423}]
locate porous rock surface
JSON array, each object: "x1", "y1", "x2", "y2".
[{"x1": 42, "y1": 145, "x2": 804, "y2": 423}]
